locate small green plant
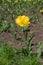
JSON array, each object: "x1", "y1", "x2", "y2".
[
  {"x1": 0, "y1": 20, "x2": 10, "y2": 32},
  {"x1": 0, "y1": 43, "x2": 16, "y2": 65}
]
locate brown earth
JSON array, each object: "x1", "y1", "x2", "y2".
[{"x1": 0, "y1": 22, "x2": 43, "y2": 47}]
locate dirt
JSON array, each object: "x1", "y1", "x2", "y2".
[
  {"x1": 30, "y1": 22, "x2": 43, "y2": 44},
  {"x1": 0, "y1": 22, "x2": 43, "y2": 45},
  {"x1": 0, "y1": 22, "x2": 43, "y2": 48}
]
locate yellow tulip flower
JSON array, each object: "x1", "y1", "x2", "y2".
[{"x1": 15, "y1": 15, "x2": 30, "y2": 27}]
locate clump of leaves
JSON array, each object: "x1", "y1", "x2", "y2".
[
  {"x1": 0, "y1": 20, "x2": 10, "y2": 32},
  {"x1": 0, "y1": 43, "x2": 16, "y2": 65}
]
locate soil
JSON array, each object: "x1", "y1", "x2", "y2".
[{"x1": 0, "y1": 22, "x2": 43, "y2": 64}]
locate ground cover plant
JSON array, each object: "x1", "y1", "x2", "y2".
[{"x1": 0, "y1": 0, "x2": 43, "y2": 65}]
